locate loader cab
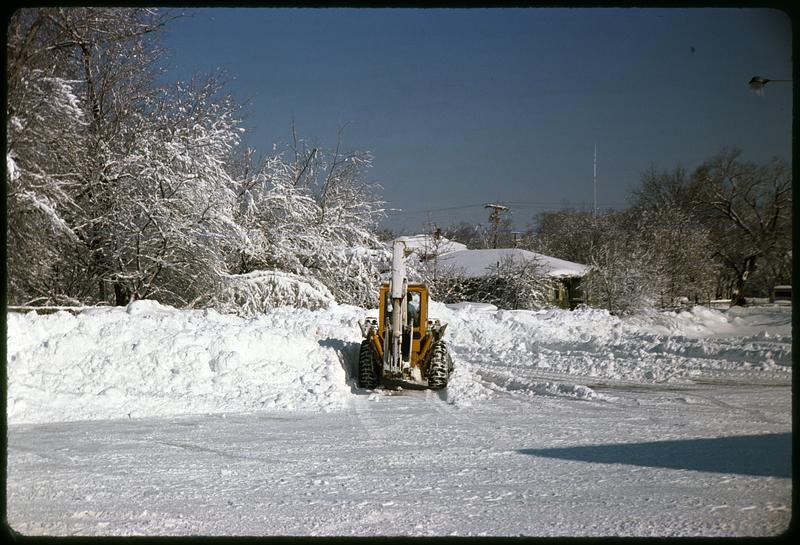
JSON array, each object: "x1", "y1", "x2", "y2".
[{"x1": 378, "y1": 282, "x2": 429, "y2": 367}]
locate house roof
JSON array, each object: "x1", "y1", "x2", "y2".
[
  {"x1": 437, "y1": 248, "x2": 588, "y2": 278},
  {"x1": 395, "y1": 234, "x2": 468, "y2": 256},
  {"x1": 390, "y1": 235, "x2": 589, "y2": 278}
]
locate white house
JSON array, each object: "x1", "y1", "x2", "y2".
[
  {"x1": 436, "y1": 247, "x2": 588, "y2": 279},
  {"x1": 395, "y1": 235, "x2": 589, "y2": 308}
]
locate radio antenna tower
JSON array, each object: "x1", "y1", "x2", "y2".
[{"x1": 593, "y1": 143, "x2": 597, "y2": 219}]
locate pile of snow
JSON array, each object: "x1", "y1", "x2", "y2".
[
  {"x1": 630, "y1": 305, "x2": 793, "y2": 339},
  {"x1": 7, "y1": 300, "x2": 364, "y2": 424},
  {"x1": 7, "y1": 300, "x2": 791, "y2": 424},
  {"x1": 446, "y1": 302, "x2": 498, "y2": 312},
  {"x1": 426, "y1": 301, "x2": 791, "y2": 388},
  {"x1": 437, "y1": 248, "x2": 588, "y2": 278}
]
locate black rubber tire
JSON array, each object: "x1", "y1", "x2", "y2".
[
  {"x1": 427, "y1": 341, "x2": 452, "y2": 390},
  {"x1": 357, "y1": 339, "x2": 381, "y2": 389}
]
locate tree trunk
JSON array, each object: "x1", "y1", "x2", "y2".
[
  {"x1": 731, "y1": 275, "x2": 747, "y2": 307},
  {"x1": 114, "y1": 282, "x2": 132, "y2": 306},
  {"x1": 731, "y1": 256, "x2": 757, "y2": 307}
]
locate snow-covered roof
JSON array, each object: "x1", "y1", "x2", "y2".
[
  {"x1": 391, "y1": 235, "x2": 587, "y2": 278},
  {"x1": 437, "y1": 248, "x2": 588, "y2": 278},
  {"x1": 393, "y1": 234, "x2": 467, "y2": 257}
]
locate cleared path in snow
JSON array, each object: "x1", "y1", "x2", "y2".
[{"x1": 7, "y1": 381, "x2": 791, "y2": 536}]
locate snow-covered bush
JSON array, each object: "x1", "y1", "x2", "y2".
[
  {"x1": 421, "y1": 255, "x2": 555, "y2": 310},
  {"x1": 213, "y1": 270, "x2": 335, "y2": 315},
  {"x1": 470, "y1": 256, "x2": 555, "y2": 310},
  {"x1": 583, "y1": 236, "x2": 657, "y2": 314},
  {"x1": 421, "y1": 262, "x2": 472, "y2": 305}
]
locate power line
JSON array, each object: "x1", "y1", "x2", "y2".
[
  {"x1": 386, "y1": 200, "x2": 628, "y2": 216},
  {"x1": 503, "y1": 201, "x2": 627, "y2": 208},
  {"x1": 384, "y1": 203, "x2": 488, "y2": 215}
]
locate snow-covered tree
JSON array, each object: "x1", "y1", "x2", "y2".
[
  {"x1": 634, "y1": 206, "x2": 719, "y2": 307},
  {"x1": 230, "y1": 137, "x2": 386, "y2": 309},
  {"x1": 8, "y1": 8, "x2": 390, "y2": 312},
  {"x1": 6, "y1": 66, "x2": 88, "y2": 304},
  {"x1": 6, "y1": 8, "x2": 177, "y2": 305},
  {"x1": 7, "y1": 8, "x2": 255, "y2": 309},
  {"x1": 442, "y1": 221, "x2": 486, "y2": 250},
  {"x1": 573, "y1": 206, "x2": 716, "y2": 313},
  {"x1": 98, "y1": 75, "x2": 247, "y2": 307},
  {"x1": 525, "y1": 208, "x2": 600, "y2": 266},
  {"x1": 578, "y1": 211, "x2": 658, "y2": 314},
  {"x1": 629, "y1": 153, "x2": 791, "y2": 306},
  {"x1": 630, "y1": 165, "x2": 697, "y2": 211}
]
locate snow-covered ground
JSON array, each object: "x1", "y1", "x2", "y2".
[{"x1": 6, "y1": 301, "x2": 792, "y2": 536}]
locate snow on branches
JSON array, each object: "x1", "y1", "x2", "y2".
[
  {"x1": 7, "y1": 8, "x2": 388, "y2": 312},
  {"x1": 215, "y1": 270, "x2": 335, "y2": 315},
  {"x1": 231, "y1": 143, "x2": 386, "y2": 310}
]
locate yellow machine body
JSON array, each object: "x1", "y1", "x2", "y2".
[
  {"x1": 358, "y1": 239, "x2": 451, "y2": 388},
  {"x1": 365, "y1": 282, "x2": 436, "y2": 374}
]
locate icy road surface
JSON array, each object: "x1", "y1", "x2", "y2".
[{"x1": 6, "y1": 301, "x2": 793, "y2": 536}]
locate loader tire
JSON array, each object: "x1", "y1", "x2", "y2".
[
  {"x1": 357, "y1": 339, "x2": 381, "y2": 389},
  {"x1": 427, "y1": 341, "x2": 452, "y2": 390}
]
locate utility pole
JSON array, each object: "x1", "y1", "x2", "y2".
[{"x1": 485, "y1": 203, "x2": 509, "y2": 249}]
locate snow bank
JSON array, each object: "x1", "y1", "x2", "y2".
[
  {"x1": 7, "y1": 301, "x2": 791, "y2": 424},
  {"x1": 446, "y1": 302, "x2": 498, "y2": 312},
  {"x1": 632, "y1": 305, "x2": 793, "y2": 339},
  {"x1": 427, "y1": 302, "x2": 791, "y2": 388},
  {"x1": 7, "y1": 300, "x2": 364, "y2": 424}
]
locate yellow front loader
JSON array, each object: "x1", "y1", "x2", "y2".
[{"x1": 357, "y1": 240, "x2": 453, "y2": 389}]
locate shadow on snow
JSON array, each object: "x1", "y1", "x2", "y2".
[
  {"x1": 317, "y1": 337, "x2": 361, "y2": 394},
  {"x1": 518, "y1": 433, "x2": 791, "y2": 478}
]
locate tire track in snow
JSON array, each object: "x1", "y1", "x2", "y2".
[
  {"x1": 467, "y1": 363, "x2": 603, "y2": 403},
  {"x1": 675, "y1": 387, "x2": 791, "y2": 427},
  {"x1": 350, "y1": 380, "x2": 474, "y2": 437}
]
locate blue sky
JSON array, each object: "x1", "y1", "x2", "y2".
[{"x1": 160, "y1": 8, "x2": 792, "y2": 233}]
